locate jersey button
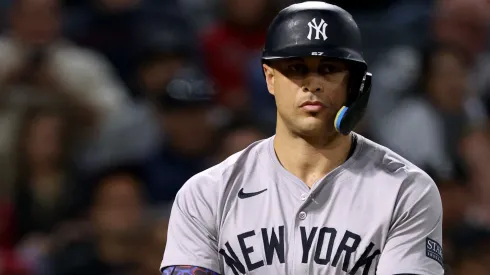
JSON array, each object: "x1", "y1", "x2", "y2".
[
  {"x1": 300, "y1": 193, "x2": 308, "y2": 201},
  {"x1": 299, "y1": 211, "x2": 307, "y2": 220}
]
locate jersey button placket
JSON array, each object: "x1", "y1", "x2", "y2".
[
  {"x1": 296, "y1": 205, "x2": 310, "y2": 274},
  {"x1": 298, "y1": 211, "x2": 307, "y2": 220},
  {"x1": 295, "y1": 192, "x2": 311, "y2": 275},
  {"x1": 300, "y1": 193, "x2": 308, "y2": 201}
]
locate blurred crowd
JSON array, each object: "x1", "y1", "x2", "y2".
[{"x1": 0, "y1": 0, "x2": 488, "y2": 274}]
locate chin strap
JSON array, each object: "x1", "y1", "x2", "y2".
[{"x1": 334, "y1": 72, "x2": 372, "y2": 135}]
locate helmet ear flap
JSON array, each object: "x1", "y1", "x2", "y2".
[{"x1": 334, "y1": 72, "x2": 372, "y2": 135}]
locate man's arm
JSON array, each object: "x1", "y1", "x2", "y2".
[
  {"x1": 162, "y1": 266, "x2": 220, "y2": 275},
  {"x1": 376, "y1": 172, "x2": 444, "y2": 275},
  {"x1": 160, "y1": 172, "x2": 221, "y2": 274}
]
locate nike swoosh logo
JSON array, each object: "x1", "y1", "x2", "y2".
[{"x1": 238, "y1": 188, "x2": 267, "y2": 199}]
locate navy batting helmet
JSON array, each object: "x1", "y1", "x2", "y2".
[{"x1": 262, "y1": 1, "x2": 372, "y2": 135}]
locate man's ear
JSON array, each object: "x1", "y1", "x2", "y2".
[{"x1": 262, "y1": 63, "x2": 275, "y2": 95}]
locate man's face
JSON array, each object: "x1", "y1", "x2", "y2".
[
  {"x1": 91, "y1": 174, "x2": 143, "y2": 237},
  {"x1": 263, "y1": 57, "x2": 349, "y2": 137},
  {"x1": 11, "y1": 0, "x2": 61, "y2": 46},
  {"x1": 159, "y1": 106, "x2": 216, "y2": 157},
  {"x1": 427, "y1": 49, "x2": 468, "y2": 111},
  {"x1": 434, "y1": 0, "x2": 489, "y2": 57},
  {"x1": 139, "y1": 56, "x2": 186, "y2": 96}
]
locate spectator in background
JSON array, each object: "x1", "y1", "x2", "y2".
[
  {"x1": 0, "y1": 0, "x2": 128, "y2": 117},
  {"x1": 135, "y1": 29, "x2": 195, "y2": 98},
  {"x1": 438, "y1": 127, "x2": 490, "y2": 268},
  {"x1": 367, "y1": 0, "x2": 490, "y2": 139},
  {"x1": 0, "y1": 0, "x2": 129, "y2": 181},
  {"x1": 4, "y1": 106, "x2": 82, "y2": 275},
  {"x1": 377, "y1": 44, "x2": 480, "y2": 182},
  {"x1": 432, "y1": 0, "x2": 490, "y2": 102},
  {"x1": 64, "y1": 0, "x2": 191, "y2": 91},
  {"x1": 200, "y1": 0, "x2": 278, "y2": 113},
  {"x1": 76, "y1": 30, "x2": 196, "y2": 173},
  {"x1": 140, "y1": 66, "x2": 225, "y2": 203},
  {"x1": 128, "y1": 28, "x2": 196, "y2": 152},
  {"x1": 213, "y1": 119, "x2": 267, "y2": 163},
  {"x1": 50, "y1": 165, "x2": 147, "y2": 275},
  {"x1": 431, "y1": 0, "x2": 489, "y2": 65},
  {"x1": 452, "y1": 129, "x2": 490, "y2": 246},
  {"x1": 12, "y1": 106, "x2": 81, "y2": 240},
  {"x1": 63, "y1": 0, "x2": 144, "y2": 85},
  {"x1": 460, "y1": 129, "x2": 490, "y2": 219},
  {"x1": 130, "y1": 219, "x2": 169, "y2": 275}
]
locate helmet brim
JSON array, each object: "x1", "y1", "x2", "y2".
[{"x1": 262, "y1": 46, "x2": 366, "y2": 68}]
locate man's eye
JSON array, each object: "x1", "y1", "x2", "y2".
[
  {"x1": 319, "y1": 64, "x2": 344, "y2": 74},
  {"x1": 287, "y1": 64, "x2": 308, "y2": 73}
]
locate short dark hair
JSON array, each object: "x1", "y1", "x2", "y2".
[{"x1": 86, "y1": 163, "x2": 147, "y2": 205}]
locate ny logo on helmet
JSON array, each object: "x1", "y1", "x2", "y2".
[{"x1": 307, "y1": 18, "x2": 328, "y2": 41}]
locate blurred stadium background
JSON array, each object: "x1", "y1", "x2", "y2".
[{"x1": 0, "y1": 0, "x2": 489, "y2": 274}]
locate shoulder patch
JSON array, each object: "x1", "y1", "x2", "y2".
[{"x1": 426, "y1": 238, "x2": 443, "y2": 267}]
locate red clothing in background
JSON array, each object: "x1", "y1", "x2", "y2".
[
  {"x1": 0, "y1": 202, "x2": 27, "y2": 275},
  {"x1": 201, "y1": 24, "x2": 266, "y2": 109}
]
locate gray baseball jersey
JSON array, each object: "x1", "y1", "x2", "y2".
[{"x1": 161, "y1": 133, "x2": 444, "y2": 275}]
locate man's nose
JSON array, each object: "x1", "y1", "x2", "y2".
[{"x1": 302, "y1": 74, "x2": 324, "y2": 93}]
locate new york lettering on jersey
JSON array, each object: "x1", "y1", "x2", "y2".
[{"x1": 219, "y1": 225, "x2": 380, "y2": 275}]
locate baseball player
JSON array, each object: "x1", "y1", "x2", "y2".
[{"x1": 160, "y1": 2, "x2": 444, "y2": 275}]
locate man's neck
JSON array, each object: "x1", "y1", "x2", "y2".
[{"x1": 273, "y1": 127, "x2": 353, "y2": 188}]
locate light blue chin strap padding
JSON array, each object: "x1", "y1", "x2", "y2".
[{"x1": 334, "y1": 106, "x2": 349, "y2": 133}]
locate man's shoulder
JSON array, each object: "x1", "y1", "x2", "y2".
[
  {"x1": 52, "y1": 40, "x2": 115, "y2": 70},
  {"x1": 356, "y1": 134, "x2": 435, "y2": 186},
  {"x1": 357, "y1": 134, "x2": 441, "y2": 211},
  {"x1": 177, "y1": 137, "x2": 273, "y2": 198}
]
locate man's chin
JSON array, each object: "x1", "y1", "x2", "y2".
[{"x1": 295, "y1": 118, "x2": 336, "y2": 137}]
